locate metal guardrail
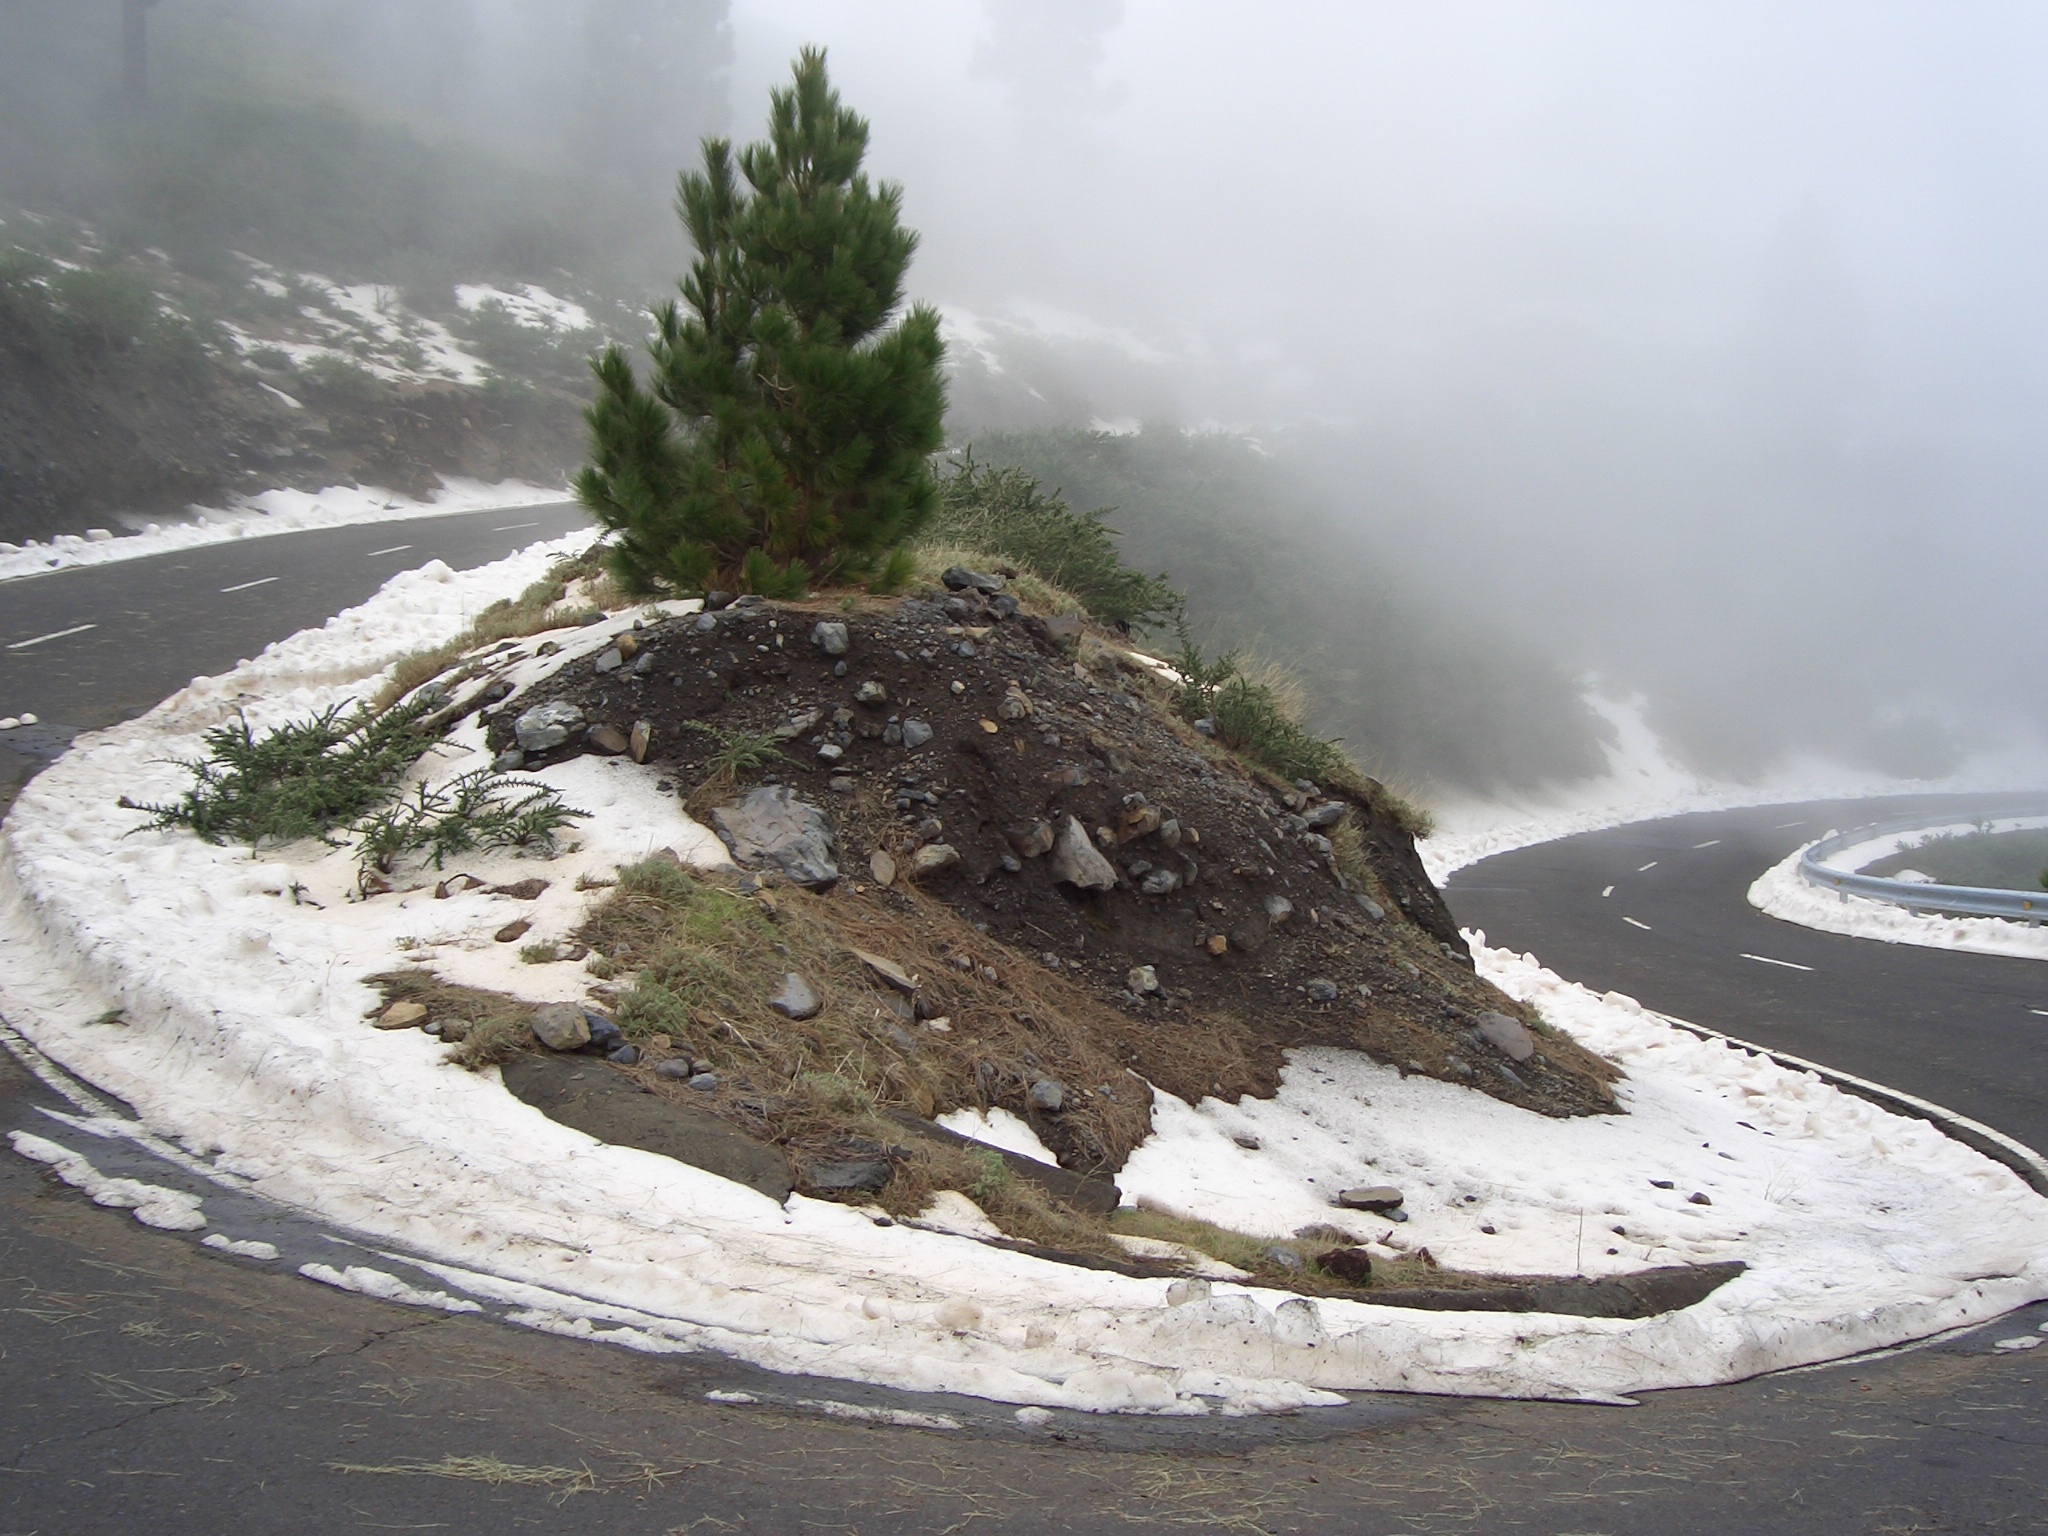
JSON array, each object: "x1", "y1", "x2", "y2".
[{"x1": 1797, "y1": 811, "x2": 2048, "y2": 926}]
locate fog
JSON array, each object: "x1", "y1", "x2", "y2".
[{"x1": 6, "y1": 2, "x2": 2046, "y2": 792}]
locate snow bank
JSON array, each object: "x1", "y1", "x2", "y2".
[
  {"x1": 0, "y1": 478, "x2": 571, "y2": 584},
  {"x1": 1750, "y1": 829, "x2": 2048, "y2": 964},
  {"x1": 3, "y1": 542, "x2": 2045, "y2": 1412}
]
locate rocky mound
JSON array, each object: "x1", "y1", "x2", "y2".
[{"x1": 483, "y1": 578, "x2": 1618, "y2": 1141}]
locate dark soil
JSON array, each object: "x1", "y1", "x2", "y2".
[{"x1": 489, "y1": 590, "x2": 1619, "y2": 1123}]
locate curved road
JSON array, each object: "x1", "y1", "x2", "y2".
[{"x1": 1, "y1": 518, "x2": 2043, "y2": 1533}]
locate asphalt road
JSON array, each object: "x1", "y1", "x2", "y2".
[
  {"x1": 1444, "y1": 794, "x2": 2048, "y2": 1157},
  {"x1": 3, "y1": 518, "x2": 2046, "y2": 1531}
]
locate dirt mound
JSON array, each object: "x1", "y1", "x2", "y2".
[{"x1": 489, "y1": 588, "x2": 1618, "y2": 1130}]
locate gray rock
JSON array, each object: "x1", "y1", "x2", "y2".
[
  {"x1": 1356, "y1": 895, "x2": 1386, "y2": 922},
  {"x1": 1192, "y1": 717, "x2": 1217, "y2": 736},
  {"x1": 941, "y1": 565, "x2": 1006, "y2": 594},
  {"x1": 584, "y1": 1012, "x2": 623, "y2": 1050},
  {"x1": 711, "y1": 785, "x2": 839, "y2": 888},
  {"x1": 1336, "y1": 1185, "x2": 1405, "y2": 1213},
  {"x1": 492, "y1": 747, "x2": 526, "y2": 772},
  {"x1": 629, "y1": 720, "x2": 652, "y2": 763},
  {"x1": 1304, "y1": 802, "x2": 1346, "y2": 830},
  {"x1": 811, "y1": 621, "x2": 850, "y2": 656},
  {"x1": 817, "y1": 742, "x2": 844, "y2": 763},
  {"x1": 586, "y1": 724, "x2": 630, "y2": 755},
  {"x1": 769, "y1": 973, "x2": 822, "y2": 1021},
  {"x1": 901, "y1": 718, "x2": 933, "y2": 750},
  {"x1": 1264, "y1": 1245, "x2": 1304, "y2": 1272},
  {"x1": 808, "y1": 1159, "x2": 893, "y2": 1193},
  {"x1": 1139, "y1": 868, "x2": 1181, "y2": 896},
  {"x1": 1126, "y1": 964, "x2": 1160, "y2": 995},
  {"x1": 513, "y1": 699, "x2": 585, "y2": 752},
  {"x1": 694, "y1": 612, "x2": 719, "y2": 633},
  {"x1": 1005, "y1": 819, "x2": 1056, "y2": 858},
  {"x1": 689, "y1": 1072, "x2": 721, "y2": 1092},
  {"x1": 594, "y1": 647, "x2": 623, "y2": 674},
  {"x1": 855, "y1": 680, "x2": 889, "y2": 705},
  {"x1": 531, "y1": 1003, "x2": 592, "y2": 1051},
  {"x1": 1051, "y1": 815, "x2": 1118, "y2": 891},
  {"x1": 704, "y1": 590, "x2": 733, "y2": 610},
  {"x1": 1264, "y1": 894, "x2": 1295, "y2": 925},
  {"x1": 654, "y1": 1059, "x2": 695, "y2": 1081},
  {"x1": 909, "y1": 843, "x2": 960, "y2": 877},
  {"x1": 990, "y1": 594, "x2": 1020, "y2": 620},
  {"x1": 1028, "y1": 1078, "x2": 1066, "y2": 1113},
  {"x1": 1475, "y1": 1010, "x2": 1536, "y2": 1062},
  {"x1": 606, "y1": 1043, "x2": 640, "y2": 1065},
  {"x1": 1305, "y1": 979, "x2": 1340, "y2": 1003}
]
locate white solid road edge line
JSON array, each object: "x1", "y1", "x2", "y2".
[
  {"x1": 1648, "y1": 1007, "x2": 2048, "y2": 1198},
  {"x1": 6, "y1": 623, "x2": 97, "y2": 650}
]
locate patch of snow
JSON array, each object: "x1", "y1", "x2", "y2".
[
  {"x1": 0, "y1": 478, "x2": 572, "y2": 583},
  {"x1": 202, "y1": 1233, "x2": 281, "y2": 1260},
  {"x1": 937, "y1": 1106, "x2": 1059, "y2": 1166},
  {"x1": 456, "y1": 282, "x2": 593, "y2": 333},
  {"x1": 299, "y1": 1262, "x2": 484, "y2": 1313},
  {"x1": 8, "y1": 1131, "x2": 206, "y2": 1230},
  {"x1": 1749, "y1": 839, "x2": 2048, "y2": 963},
  {"x1": 3, "y1": 541, "x2": 2044, "y2": 1413},
  {"x1": 796, "y1": 1399, "x2": 961, "y2": 1430}
]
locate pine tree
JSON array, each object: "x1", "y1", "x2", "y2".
[{"x1": 576, "y1": 47, "x2": 946, "y2": 596}]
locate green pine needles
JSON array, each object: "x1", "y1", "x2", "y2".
[{"x1": 576, "y1": 48, "x2": 947, "y2": 598}]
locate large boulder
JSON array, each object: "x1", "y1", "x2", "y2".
[
  {"x1": 513, "y1": 700, "x2": 585, "y2": 752},
  {"x1": 1050, "y1": 816, "x2": 1117, "y2": 890},
  {"x1": 711, "y1": 785, "x2": 839, "y2": 888}
]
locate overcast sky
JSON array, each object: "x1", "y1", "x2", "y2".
[{"x1": 710, "y1": 2, "x2": 2048, "y2": 778}]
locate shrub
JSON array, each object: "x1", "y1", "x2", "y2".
[
  {"x1": 925, "y1": 453, "x2": 1183, "y2": 632},
  {"x1": 1169, "y1": 624, "x2": 1351, "y2": 785}
]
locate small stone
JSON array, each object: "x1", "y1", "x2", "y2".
[
  {"x1": 584, "y1": 1012, "x2": 623, "y2": 1049},
  {"x1": 614, "y1": 631, "x2": 639, "y2": 659},
  {"x1": 513, "y1": 699, "x2": 585, "y2": 752},
  {"x1": 1005, "y1": 819, "x2": 1056, "y2": 859},
  {"x1": 711, "y1": 785, "x2": 839, "y2": 888},
  {"x1": 1336, "y1": 1185, "x2": 1405, "y2": 1213},
  {"x1": 817, "y1": 742, "x2": 844, "y2": 763},
  {"x1": 1303, "y1": 802, "x2": 1346, "y2": 830},
  {"x1": 1000, "y1": 688, "x2": 1032, "y2": 720},
  {"x1": 689, "y1": 1072, "x2": 721, "y2": 1092},
  {"x1": 705, "y1": 590, "x2": 733, "y2": 610},
  {"x1": 1356, "y1": 895, "x2": 1386, "y2": 922},
  {"x1": 940, "y1": 565, "x2": 1005, "y2": 594},
  {"x1": 829, "y1": 775, "x2": 856, "y2": 793},
  {"x1": 694, "y1": 612, "x2": 719, "y2": 633},
  {"x1": 1127, "y1": 965, "x2": 1161, "y2": 995},
  {"x1": 1206, "y1": 933, "x2": 1229, "y2": 956},
  {"x1": 901, "y1": 718, "x2": 933, "y2": 750},
  {"x1": 769, "y1": 973, "x2": 822, "y2": 1020},
  {"x1": 586, "y1": 724, "x2": 630, "y2": 755},
  {"x1": 1474, "y1": 1010, "x2": 1536, "y2": 1062},
  {"x1": 375, "y1": 1000, "x2": 427, "y2": 1030},
  {"x1": 654, "y1": 1059, "x2": 694, "y2": 1081},
  {"x1": 606, "y1": 1043, "x2": 640, "y2": 1065},
  {"x1": 1305, "y1": 979, "x2": 1340, "y2": 1003},
  {"x1": 978, "y1": 718, "x2": 999, "y2": 734},
  {"x1": 1028, "y1": 1078, "x2": 1066, "y2": 1113},
  {"x1": 629, "y1": 720, "x2": 652, "y2": 763},
  {"x1": 1650, "y1": 1179, "x2": 1676, "y2": 1189},
  {"x1": 853, "y1": 948, "x2": 918, "y2": 993},
  {"x1": 1688, "y1": 1191, "x2": 1713, "y2": 1206},
  {"x1": 593, "y1": 647, "x2": 623, "y2": 674},
  {"x1": 1118, "y1": 804, "x2": 1163, "y2": 842},
  {"x1": 855, "y1": 680, "x2": 889, "y2": 705},
  {"x1": 909, "y1": 843, "x2": 960, "y2": 877},
  {"x1": 1319, "y1": 1247, "x2": 1374, "y2": 1285},
  {"x1": 1050, "y1": 815, "x2": 1118, "y2": 891},
  {"x1": 870, "y1": 850, "x2": 897, "y2": 886},
  {"x1": 1232, "y1": 1133, "x2": 1261, "y2": 1150},
  {"x1": 531, "y1": 1002, "x2": 591, "y2": 1050},
  {"x1": 492, "y1": 747, "x2": 526, "y2": 772},
  {"x1": 951, "y1": 679, "x2": 967, "y2": 695},
  {"x1": 1139, "y1": 868, "x2": 1181, "y2": 896},
  {"x1": 1264, "y1": 894, "x2": 1295, "y2": 925},
  {"x1": 811, "y1": 620, "x2": 850, "y2": 656},
  {"x1": 494, "y1": 918, "x2": 532, "y2": 943},
  {"x1": 437, "y1": 1018, "x2": 470, "y2": 1043}
]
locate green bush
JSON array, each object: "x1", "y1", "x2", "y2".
[
  {"x1": 1170, "y1": 625, "x2": 1351, "y2": 785},
  {"x1": 926, "y1": 453, "x2": 1183, "y2": 632}
]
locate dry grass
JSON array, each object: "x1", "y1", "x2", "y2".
[
  {"x1": 368, "y1": 544, "x2": 615, "y2": 711},
  {"x1": 907, "y1": 541, "x2": 1091, "y2": 620}
]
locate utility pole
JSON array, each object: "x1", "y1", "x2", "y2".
[{"x1": 123, "y1": 0, "x2": 162, "y2": 108}]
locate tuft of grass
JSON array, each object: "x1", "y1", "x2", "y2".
[
  {"x1": 921, "y1": 452, "x2": 1183, "y2": 632},
  {"x1": 1168, "y1": 622, "x2": 1351, "y2": 786}
]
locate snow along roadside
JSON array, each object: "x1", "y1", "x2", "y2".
[
  {"x1": 1749, "y1": 824, "x2": 2048, "y2": 964},
  {"x1": 2, "y1": 539, "x2": 2044, "y2": 1413},
  {"x1": 0, "y1": 476, "x2": 570, "y2": 584}
]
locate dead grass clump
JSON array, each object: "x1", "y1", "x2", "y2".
[
  {"x1": 369, "y1": 544, "x2": 611, "y2": 711},
  {"x1": 909, "y1": 541, "x2": 1091, "y2": 621},
  {"x1": 366, "y1": 970, "x2": 536, "y2": 1065}
]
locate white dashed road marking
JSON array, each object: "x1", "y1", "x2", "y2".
[
  {"x1": 220, "y1": 577, "x2": 280, "y2": 593},
  {"x1": 366, "y1": 545, "x2": 413, "y2": 557},
  {"x1": 6, "y1": 623, "x2": 97, "y2": 650},
  {"x1": 2032, "y1": 1009, "x2": 2048, "y2": 1019},
  {"x1": 1637, "y1": 861, "x2": 1658, "y2": 872},
  {"x1": 493, "y1": 522, "x2": 539, "y2": 532},
  {"x1": 1776, "y1": 821, "x2": 1806, "y2": 829},
  {"x1": 1694, "y1": 839, "x2": 1721, "y2": 848},
  {"x1": 1602, "y1": 885, "x2": 1614, "y2": 898},
  {"x1": 1742, "y1": 953, "x2": 1815, "y2": 972},
  {"x1": 1624, "y1": 917, "x2": 1653, "y2": 931}
]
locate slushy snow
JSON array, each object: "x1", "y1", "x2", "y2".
[{"x1": 3, "y1": 540, "x2": 2045, "y2": 1412}]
